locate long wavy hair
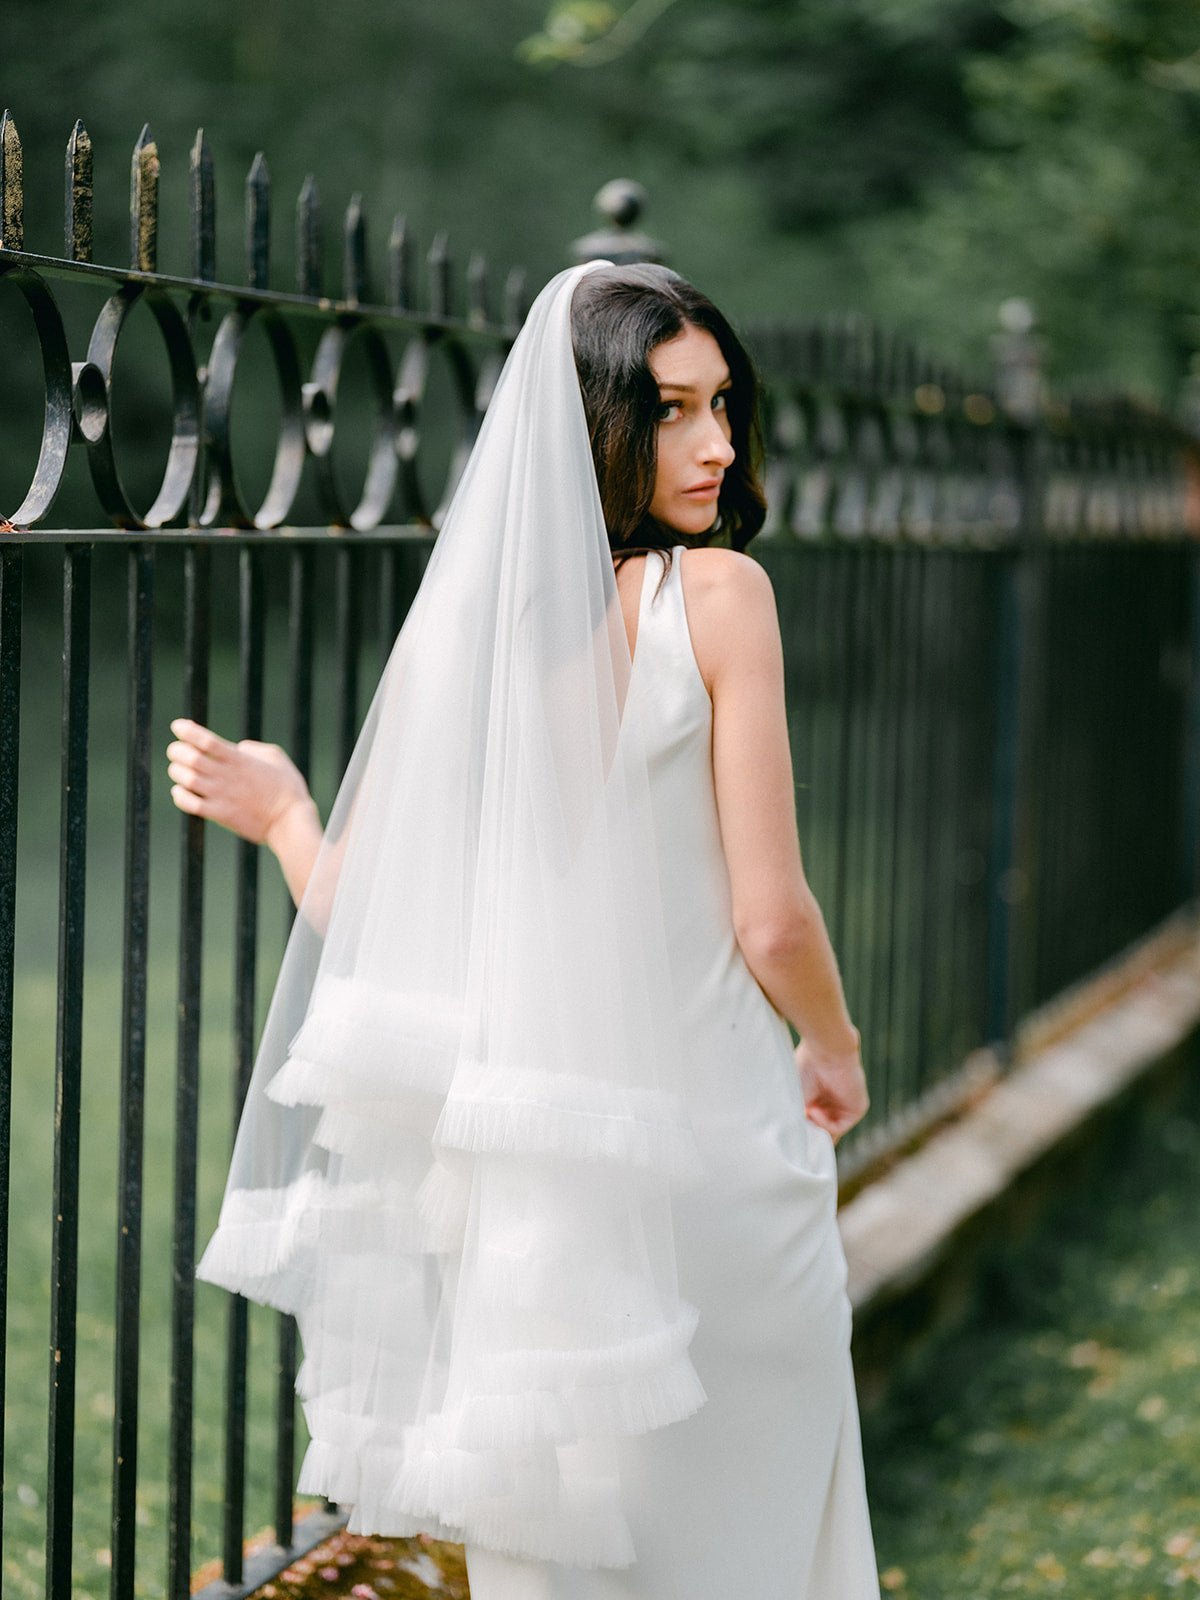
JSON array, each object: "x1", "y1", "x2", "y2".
[{"x1": 570, "y1": 264, "x2": 766, "y2": 590}]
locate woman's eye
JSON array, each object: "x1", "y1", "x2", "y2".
[
  {"x1": 656, "y1": 401, "x2": 683, "y2": 422},
  {"x1": 713, "y1": 391, "x2": 730, "y2": 413}
]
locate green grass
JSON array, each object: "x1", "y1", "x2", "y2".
[{"x1": 861, "y1": 1073, "x2": 1200, "y2": 1598}]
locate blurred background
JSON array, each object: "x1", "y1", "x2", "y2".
[
  {"x1": 6, "y1": 0, "x2": 1200, "y2": 395},
  {"x1": 4, "y1": 4, "x2": 1200, "y2": 1598}
]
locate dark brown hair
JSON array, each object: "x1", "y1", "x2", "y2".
[{"x1": 570, "y1": 264, "x2": 766, "y2": 586}]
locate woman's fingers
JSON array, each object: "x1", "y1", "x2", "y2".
[
  {"x1": 169, "y1": 716, "x2": 231, "y2": 754},
  {"x1": 169, "y1": 783, "x2": 207, "y2": 816},
  {"x1": 795, "y1": 1037, "x2": 869, "y2": 1142},
  {"x1": 164, "y1": 717, "x2": 313, "y2": 847},
  {"x1": 166, "y1": 758, "x2": 215, "y2": 796}
]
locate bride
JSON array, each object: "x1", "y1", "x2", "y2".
[{"x1": 170, "y1": 261, "x2": 878, "y2": 1596}]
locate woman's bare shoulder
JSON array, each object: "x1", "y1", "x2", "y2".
[
  {"x1": 678, "y1": 547, "x2": 778, "y2": 696},
  {"x1": 678, "y1": 545, "x2": 775, "y2": 604}
]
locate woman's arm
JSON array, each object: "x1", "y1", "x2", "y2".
[
  {"x1": 682, "y1": 548, "x2": 868, "y2": 1141},
  {"x1": 166, "y1": 718, "x2": 324, "y2": 908}
]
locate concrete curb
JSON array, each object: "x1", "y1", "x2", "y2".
[{"x1": 838, "y1": 913, "x2": 1200, "y2": 1326}]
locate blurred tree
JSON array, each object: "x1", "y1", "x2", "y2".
[
  {"x1": 524, "y1": 0, "x2": 1200, "y2": 395},
  {"x1": 2, "y1": 0, "x2": 1196, "y2": 416}
]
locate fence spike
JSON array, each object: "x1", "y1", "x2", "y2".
[
  {"x1": 428, "y1": 230, "x2": 450, "y2": 318},
  {"x1": 64, "y1": 119, "x2": 92, "y2": 263},
  {"x1": 503, "y1": 265, "x2": 527, "y2": 330},
  {"x1": 0, "y1": 110, "x2": 22, "y2": 251},
  {"x1": 388, "y1": 213, "x2": 411, "y2": 311},
  {"x1": 296, "y1": 173, "x2": 321, "y2": 297},
  {"x1": 467, "y1": 251, "x2": 490, "y2": 328},
  {"x1": 342, "y1": 191, "x2": 366, "y2": 306},
  {"x1": 245, "y1": 150, "x2": 270, "y2": 289},
  {"x1": 129, "y1": 121, "x2": 159, "y2": 272},
  {"x1": 189, "y1": 128, "x2": 215, "y2": 282}
]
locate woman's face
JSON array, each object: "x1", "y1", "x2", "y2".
[{"x1": 646, "y1": 324, "x2": 736, "y2": 537}]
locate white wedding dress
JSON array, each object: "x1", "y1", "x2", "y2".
[{"x1": 463, "y1": 545, "x2": 882, "y2": 1599}]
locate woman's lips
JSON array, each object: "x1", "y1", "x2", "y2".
[{"x1": 682, "y1": 482, "x2": 722, "y2": 498}]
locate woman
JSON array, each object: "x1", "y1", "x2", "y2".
[{"x1": 177, "y1": 262, "x2": 880, "y2": 1597}]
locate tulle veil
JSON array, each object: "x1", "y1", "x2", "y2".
[{"x1": 194, "y1": 260, "x2": 708, "y2": 1566}]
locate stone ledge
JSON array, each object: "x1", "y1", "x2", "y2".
[{"x1": 838, "y1": 912, "x2": 1200, "y2": 1327}]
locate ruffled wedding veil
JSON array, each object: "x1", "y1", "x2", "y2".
[{"x1": 195, "y1": 259, "x2": 708, "y2": 1566}]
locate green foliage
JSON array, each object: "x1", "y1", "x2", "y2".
[
  {"x1": 2, "y1": 0, "x2": 1196, "y2": 481},
  {"x1": 522, "y1": 0, "x2": 1200, "y2": 395}
]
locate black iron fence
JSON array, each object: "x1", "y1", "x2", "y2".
[{"x1": 0, "y1": 113, "x2": 1196, "y2": 1600}]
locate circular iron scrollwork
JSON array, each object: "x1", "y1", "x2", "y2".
[
  {"x1": 200, "y1": 302, "x2": 305, "y2": 529},
  {"x1": 82, "y1": 283, "x2": 201, "y2": 529},
  {"x1": 304, "y1": 320, "x2": 397, "y2": 530},
  {"x1": 0, "y1": 265, "x2": 74, "y2": 527}
]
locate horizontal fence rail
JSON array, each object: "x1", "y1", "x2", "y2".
[{"x1": 0, "y1": 113, "x2": 1198, "y2": 1600}]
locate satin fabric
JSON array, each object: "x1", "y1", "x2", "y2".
[{"x1": 465, "y1": 548, "x2": 882, "y2": 1598}]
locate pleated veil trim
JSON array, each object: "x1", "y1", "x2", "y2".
[{"x1": 195, "y1": 260, "x2": 708, "y2": 1567}]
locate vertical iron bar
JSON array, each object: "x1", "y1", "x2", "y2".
[
  {"x1": 0, "y1": 543, "x2": 21, "y2": 1574},
  {"x1": 828, "y1": 547, "x2": 857, "y2": 962},
  {"x1": 900, "y1": 545, "x2": 932, "y2": 1103},
  {"x1": 335, "y1": 548, "x2": 361, "y2": 779},
  {"x1": 222, "y1": 547, "x2": 267, "y2": 1582},
  {"x1": 984, "y1": 418, "x2": 1046, "y2": 1058},
  {"x1": 274, "y1": 545, "x2": 317, "y2": 1546},
  {"x1": 942, "y1": 550, "x2": 976, "y2": 1064},
  {"x1": 850, "y1": 547, "x2": 881, "y2": 1087},
  {"x1": 110, "y1": 544, "x2": 155, "y2": 1600},
  {"x1": 923, "y1": 548, "x2": 959, "y2": 1084},
  {"x1": 47, "y1": 543, "x2": 91, "y2": 1600},
  {"x1": 879, "y1": 547, "x2": 914, "y2": 1114},
  {"x1": 867, "y1": 544, "x2": 901, "y2": 1107},
  {"x1": 912, "y1": 547, "x2": 943, "y2": 1087},
  {"x1": 168, "y1": 544, "x2": 211, "y2": 1600}
]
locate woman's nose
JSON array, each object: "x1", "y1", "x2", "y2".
[{"x1": 700, "y1": 419, "x2": 736, "y2": 468}]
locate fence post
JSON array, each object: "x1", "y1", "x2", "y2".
[
  {"x1": 985, "y1": 298, "x2": 1048, "y2": 1062},
  {"x1": 568, "y1": 179, "x2": 668, "y2": 266}
]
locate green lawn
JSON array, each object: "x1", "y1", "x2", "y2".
[{"x1": 860, "y1": 1066, "x2": 1200, "y2": 1598}]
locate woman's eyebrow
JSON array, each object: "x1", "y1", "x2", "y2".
[{"x1": 657, "y1": 373, "x2": 733, "y2": 394}]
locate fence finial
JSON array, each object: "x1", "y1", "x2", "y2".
[
  {"x1": 343, "y1": 191, "x2": 366, "y2": 306},
  {"x1": 993, "y1": 297, "x2": 1044, "y2": 425},
  {"x1": 65, "y1": 119, "x2": 92, "y2": 263},
  {"x1": 0, "y1": 110, "x2": 21, "y2": 251},
  {"x1": 467, "y1": 251, "x2": 490, "y2": 329},
  {"x1": 190, "y1": 129, "x2": 215, "y2": 283},
  {"x1": 388, "y1": 213, "x2": 411, "y2": 311},
  {"x1": 428, "y1": 230, "x2": 451, "y2": 318},
  {"x1": 130, "y1": 122, "x2": 158, "y2": 272},
  {"x1": 569, "y1": 178, "x2": 667, "y2": 266},
  {"x1": 296, "y1": 174, "x2": 321, "y2": 297},
  {"x1": 503, "y1": 264, "x2": 528, "y2": 330},
  {"x1": 246, "y1": 151, "x2": 270, "y2": 289}
]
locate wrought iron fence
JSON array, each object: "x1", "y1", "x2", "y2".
[{"x1": 0, "y1": 113, "x2": 1196, "y2": 1600}]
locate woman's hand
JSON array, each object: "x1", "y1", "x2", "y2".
[
  {"x1": 795, "y1": 1037, "x2": 869, "y2": 1144},
  {"x1": 165, "y1": 717, "x2": 314, "y2": 849}
]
